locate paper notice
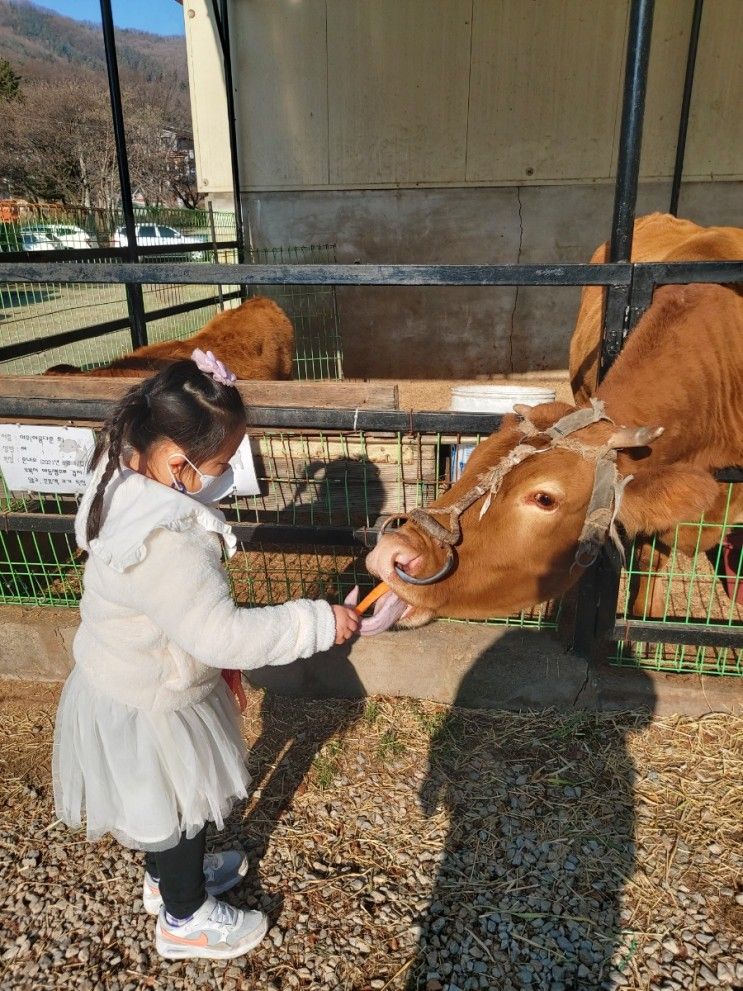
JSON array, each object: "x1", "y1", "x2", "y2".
[
  {"x1": 230, "y1": 435, "x2": 261, "y2": 496},
  {"x1": 0, "y1": 424, "x2": 95, "y2": 494}
]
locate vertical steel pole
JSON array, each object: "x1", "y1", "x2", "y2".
[
  {"x1": 207, "y1": 201, "x2": 225, "y2": 311},
  {"x1": 572, "y1": 0, "x2": 655, "y2": 658},
  {"x1": 99, "y1": 0, "x2": 147, "y2": 348},
  {"x1": 210, "y1": 0, "x2": 248, "y2": 302},
  {"x1": 599, "y1": 0, "x2": 656, "y2": 380},
  {"x1": 669, "y1": 0, "x2": 704, "y2": 216}
]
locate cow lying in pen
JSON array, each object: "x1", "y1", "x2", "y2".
[
  {"x1": 45, "y1": 297, "x2": 294, "y2": 380},
  {"x1": 357, "y1": 213, "x2": 743, "y2": 631}
]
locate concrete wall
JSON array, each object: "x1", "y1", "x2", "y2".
[
  {"x1": 3, "y1": 604, "x2": 741, "y2": 717},
  {"x1": 243, "y1": 180, "x2": 743, "y2": 379},
  {"x1": 186, "y1": 1, "x2": 743, "y2": 193}
]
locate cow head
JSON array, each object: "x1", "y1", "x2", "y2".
[{"x1": 364, "y1": 401, "x2": 720, "y2": 630}]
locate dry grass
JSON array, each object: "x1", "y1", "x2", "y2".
[{"x1": 0, "y1": 679, "x2": 741, "y2": 989}]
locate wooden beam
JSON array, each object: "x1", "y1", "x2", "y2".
[{"x1": 0, "y1": 376, "x2": 399, "y2": 410}]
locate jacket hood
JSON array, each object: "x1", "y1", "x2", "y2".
[{"x1": 75, "y1": 460, "x2": 237, "y2": 573}]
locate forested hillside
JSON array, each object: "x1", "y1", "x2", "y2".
[
  {"x1": 0, "y1": 0, "x2": 197, "y2": 207},
  {"x1": 0, "y1": 0, "x2": 188, "y2": 117}
]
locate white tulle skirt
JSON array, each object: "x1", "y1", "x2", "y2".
[{"x1": 53, "y1": 667, "x2": 251, "y2": 852}]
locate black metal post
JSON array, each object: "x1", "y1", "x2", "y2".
[
  {"x1": 210, "y1": 0, "x2": 248, "y2": 302},
  {"x1": 99, "y1": 0, "x2": 147, "y2": 349},
  {"x1": 572, "y1": 0, "x2": 655, "y2": 658},
  {"x1": 670, "y1": 0, "x2": 704, "y2": 216},
  {"x1": 599, "y1": 0, "x2": 656, "y2": 381},
  {"x1": 207, "y1": 201, "x2": 225, "y2": 311}
]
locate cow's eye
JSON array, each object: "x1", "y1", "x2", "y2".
[{"x1": 532, "y1": 491, "x2": 556, "y2": 509}]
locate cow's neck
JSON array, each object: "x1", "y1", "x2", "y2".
[{"x1": 594, "y1": 284, "x2": 743, "y2": 473}]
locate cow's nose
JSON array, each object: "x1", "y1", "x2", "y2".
[
  {"x1": 393, "y1": 545, "x2": 455, "y2": 586},
  {"x1": 365, "y1": 539, "x2": 419, "y2": 581}
]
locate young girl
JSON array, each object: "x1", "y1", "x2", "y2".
[{"x1": 53, "y1": 350, "x2": 359, "y2": 962}]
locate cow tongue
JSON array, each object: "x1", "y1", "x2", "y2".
[
  {"x1": 343, "y1": 586, "x2": 408, "y2": 636},
  {"x1": 360, "y1": 591, "x2": 408, "y2": 635}
]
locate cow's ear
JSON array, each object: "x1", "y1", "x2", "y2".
[{"x1": 618, "y1": 465, "x2": 719, "y2": 537}]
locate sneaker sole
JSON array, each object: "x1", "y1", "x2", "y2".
[
  {"x1": 143, "y1": 859, "x2": 249, "y2": 916},
  {"x1": 155, "y1": 915, "x2": 268, "y2": 961}
]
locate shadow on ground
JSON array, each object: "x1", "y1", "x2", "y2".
[
  {"x1": 401, "y1": 638, "x2": 656, "y2": 990},
  {"x1": 225, "y1": 455, "x2": 382, "y2": 918}
]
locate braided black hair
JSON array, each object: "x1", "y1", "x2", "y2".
[{"x1": 86, "y1": 360, "x2": 245, "y2": 543}]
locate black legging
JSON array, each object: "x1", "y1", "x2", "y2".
[{"x1": 145, "y1": 825, "x2": 207, "y2": 919}]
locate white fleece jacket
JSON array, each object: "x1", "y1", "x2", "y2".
[{"x1": 72, "y1": 465, "x2": 336, "y2": 712}]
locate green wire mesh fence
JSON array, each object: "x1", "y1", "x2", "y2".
[
  {"x1": 0, "y1": 394, "x2": 737, "y2": 667},
  {"x1": 0, "y1": 489, "x2": 82, "y2": 606},
  {"x1": 612, "y1": 483, "x2": 742, "y2": 676},
  {"x1": 244, "y1": 244, "x2": 343, "y2": 381},
  {"x1": 0, "y1": 205, "x2": 343, "y2": 380},
  {"x1": 0, "y1": 429, "x2": 557, "y2": 631},
  {"x1": 0, "y1": 421, "x2": 738, "y2": 669}
]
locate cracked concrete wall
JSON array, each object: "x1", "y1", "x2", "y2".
[
  {"x1": 3, "y1": 604, "x2": 740, "y2": 716},
  {"x1": 243, "y1": 180, "x2": 743, "y2": 379}
]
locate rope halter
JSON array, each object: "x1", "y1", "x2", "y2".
[{"x1": 385, "y1": 398, "x2": 633, "y2": 586}]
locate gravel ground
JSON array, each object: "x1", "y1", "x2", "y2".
[{"x1": 1, "y1": 679, "x2": 741, "y2": 991}]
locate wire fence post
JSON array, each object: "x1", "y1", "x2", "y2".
[
  {"x1": 207, "y1": 202, "x2": 225, "y2": 311},
  {"x1": 571, "y1": 0, "x2": 655, "y2": 658},
  {"x1": 99, "y1": 0, "x2": 148, "y2": 349}
]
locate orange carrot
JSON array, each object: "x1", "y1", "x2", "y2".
[{"x1": 354, "y1": 582, "x2": 390, "y2": 615}]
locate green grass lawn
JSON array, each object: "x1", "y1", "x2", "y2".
[{"x1": 0, "y1": 280, "x2": 229, "y2": 375}]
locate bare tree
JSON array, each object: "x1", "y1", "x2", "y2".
[
  {"x1": 0, "y1": 70, "x2": 196, "y2": 209},
  {"x1": 2, "y1": 74, "x2": 120, "y2": 206}
]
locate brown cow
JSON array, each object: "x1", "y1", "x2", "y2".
[
  {"x1": 362, "y1": 214, "x2": 743, "y2": 632},
  {"x1": 571, "y1": 212, "x2": 743, "y2": 403},
  {"x1": 45, "y1": 296, "x2": 294, "y2": 380}
]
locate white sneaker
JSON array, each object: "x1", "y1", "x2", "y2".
[
  {"x1": 143, "y1": 849, "x2": 249, "y2": 915},
  {"x1": 155, "y1": 895, "x2": 268, "y2": 961}
]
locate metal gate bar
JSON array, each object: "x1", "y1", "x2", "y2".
[
  {"x1": 670, "y1": 0, "x2": 705, "y2": 216},
  {"x1": 1, "y1": 260, "x2": 740, "y2": 289},
  {"x1": 100, "y1": 0, "x2": 147, "y2": 349}
]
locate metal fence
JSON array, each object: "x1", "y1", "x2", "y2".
[
  {"x1": 613, "y1": 494, "x2": 742, "y2": 676},
  {"x1": 0, "y1": 418, "x2": 557, "y2": 633},
  {"x1": 0, "y1": 357, "x2": 738, "y2": 675},
  {"x1": 0, "y1": 205, "x2": 343, "y2": 380},
  {"x1": 0, "y1": 0, "x2": 740, "y2": 676}
]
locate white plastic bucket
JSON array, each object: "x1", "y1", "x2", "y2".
[{"x1": 449, "y1": 385, "x2": 556, "y2": 481}]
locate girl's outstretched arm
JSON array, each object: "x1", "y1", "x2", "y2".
[{"x1": 125, "y1": 528, "x2": 337, "y2": 669}]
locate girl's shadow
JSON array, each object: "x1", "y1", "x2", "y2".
[{"x1": 223, "y1": 457, "x2": 383, "y2": 916}]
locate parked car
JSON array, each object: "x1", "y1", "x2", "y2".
[
  {"x1": 112, "y1": 223, "x2": 208, "y2": 258},
  {"x1": 20, "y1": 224, "x2": 94, "y2": 249},
  {"x1": 19, "y1": 231, "x2": 63, "y2": 251}
]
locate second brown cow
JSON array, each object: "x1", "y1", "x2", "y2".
[{"x1": 46, "y1": 296, "x2": 294, "y2": 380}]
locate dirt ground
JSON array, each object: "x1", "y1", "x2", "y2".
[{"x1": 1, "y1": 678, "x2": 741, "y2": 991}]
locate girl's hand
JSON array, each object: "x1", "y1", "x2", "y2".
[{"x1": 332, "y1": 604, "x2": 360, "y2": 644}]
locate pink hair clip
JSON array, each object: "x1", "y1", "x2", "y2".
[{"x1": 191, "y1": 348, "x2": 237, "y2": 386}]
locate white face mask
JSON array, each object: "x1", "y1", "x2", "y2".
[{"x1": 168, "y1": 455, "x2": 235, "y2": 504}]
